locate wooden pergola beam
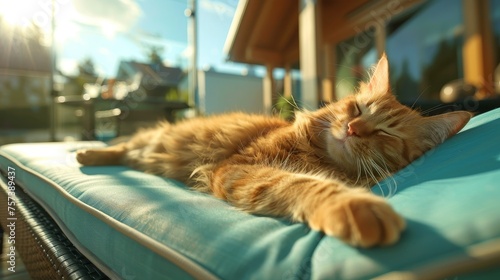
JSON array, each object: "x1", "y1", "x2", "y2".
[{"x1": 245, "y1": 47, "x2": 283, "y2": 66}]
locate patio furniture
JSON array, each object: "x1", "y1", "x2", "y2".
[{"x1": 1, "y1": 108, "x2": 500, "y2": 279}]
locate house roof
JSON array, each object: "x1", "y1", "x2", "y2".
[{"x1": 117, "y1": 61, "x2": 185, "y2": 87}]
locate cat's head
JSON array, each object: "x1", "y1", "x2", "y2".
[{"x1": 305, "y1": 54, "x2": 472, "y2": 184}]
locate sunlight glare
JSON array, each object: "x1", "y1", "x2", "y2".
[{"x1": 0, "y1": 0, "x2": 42, "y2": 28}]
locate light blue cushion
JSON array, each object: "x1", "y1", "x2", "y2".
[{"x1": 1, "y1": 108, "x2": 499, "y2": 279}]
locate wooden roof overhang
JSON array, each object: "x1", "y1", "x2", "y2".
[{"x1": 224, "y1": 0, "x2": 424, "y2": 68}]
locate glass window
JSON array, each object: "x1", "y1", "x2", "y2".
[
  {"x1": 335, "y1": 28, "x2": 378, "y2": 100},
  {"x1": 386, "y1": 0, "x2": 464, "y2": 103},
  {"x1": 491, "y1": 0, "x2": 500, "y2": 65},
  {"x1": 490, "y1": 0, "x2": 500, "y2": 93}
]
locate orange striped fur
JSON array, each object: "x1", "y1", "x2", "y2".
[{"x1": 77, "y1": 54, "x2": 471, "y2": 247}]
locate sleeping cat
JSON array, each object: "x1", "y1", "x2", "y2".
[{"x1": 76, "y1": 54, "x2": 471, "y2": 247}]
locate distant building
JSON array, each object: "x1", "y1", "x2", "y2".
[
  {"x1": 195, "y1": 69, "x2": 264, "y2": 115},
  {"x1": 116, "y1": 61, "x2": 185, "y2": 99},
  {"x1": 0, "y1": 22, "x2": 51, "y2": 74},
  {"x1": 0, "y1": 19, "x2": 52, "y2": 129}
]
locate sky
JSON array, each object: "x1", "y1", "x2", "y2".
[
  {"x1": 3, "y1": 0, "x2": 498, "y2": 83},
  {"x1": 0, "y1": 0, "x2": 244, "y2": 78}
]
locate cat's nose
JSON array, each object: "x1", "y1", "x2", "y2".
[
  {"x1": 347, "y1": 123, "x2": 358, "y2": 136},
  {"x1": 347, "y1": 119, "x2": 372, "y2": 137}
]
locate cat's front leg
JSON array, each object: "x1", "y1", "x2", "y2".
[
  {"x1": 76, "y1": 143, "x2": 127, "y2": 166},
  {"x1": 209, "y1": 164, "x2": 405, "y2": 247}
]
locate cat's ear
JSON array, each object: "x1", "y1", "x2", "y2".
[
  {"x1": 420, "y1": 111, "x2": 472, "y2": 145},
  {"x1": 366, "y1": 53, "x2": 390, "y2": 96}
]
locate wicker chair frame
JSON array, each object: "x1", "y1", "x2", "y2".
[{"x1": 0, "y1": 175, "x2": 109, "y2": 280}]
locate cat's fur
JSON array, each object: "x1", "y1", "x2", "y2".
[{"x1": 77, "y1": 55, "x2": 471, "y2": 247}]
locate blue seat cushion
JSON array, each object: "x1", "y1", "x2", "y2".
[{"x1": 1, "y1": 108, "x2": 500, "y2": 279}]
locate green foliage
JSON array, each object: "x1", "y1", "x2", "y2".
[
  {"x1": 275, "y1": 95, "x2": 297, "y2": 120},
  {"x1": 144, "y1": 45, "x2": 165, "y2": 65},
  {"x1": 421, "y1": 39, "x2": 462, "y2": 100},
  {"x1": 78, "y1": 58, "x2": 96, "y2": 77}
]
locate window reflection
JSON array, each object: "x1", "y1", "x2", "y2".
[
  {"x1": 490, "y1": 0, "x2": 500, "y2": 92},
  {"x1": 335, "y1": 28, "x2": 378, "y2": 100},
  {"x1": 386, "y1": 0, "x2": 464, "y2": 103}
]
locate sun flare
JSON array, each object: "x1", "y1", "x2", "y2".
[{"x1": 0, "y1": 0, "x2": 43, "y2": 28}]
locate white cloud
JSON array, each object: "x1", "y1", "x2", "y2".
[
  {"x1": 200, "y1": 0, "x2": 235, "y2": 18},
  {"x1": 72, "y1": 0, "x2": 142, "y2": 38}
]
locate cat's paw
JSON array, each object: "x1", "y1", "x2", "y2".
[
  {"x1": 309, "y1": 191, "x2": 405, "y2": 247},
  {"x1": 76, "y1": 149, "x2": 101, "y2": 165},
  {"x1": 76, "y1": 146, "x2": 125, "y2": 166}
]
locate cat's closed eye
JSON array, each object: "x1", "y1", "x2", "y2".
[
  {"x1": 375, "y1": 129, "x2": 392, "y2": 137},
  {"x1": 351, "y1": 102, "x2": 362, "y2": 117}
]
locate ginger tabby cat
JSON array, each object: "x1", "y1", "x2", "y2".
[{"x1": 77, "y1": 54, "x2": 471, "y2": 247}]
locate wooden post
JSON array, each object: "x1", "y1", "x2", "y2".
[
  {"x1": 462, "y1": 0, "x2": 495, "y2": 98},
  {"x1": 263, "y1": 65, "x2": 275, "y2": 115},
  {"x1": 322, "y1": 44, "x2": 335, "y2": 103},
  {"x1": 375, "y1": 24, "x2": 386, "y2": 58},
  {"x1": 299, "y1": 0, "x2": 322, "y2": 110},
  {"x1": 283, "y1": 65, "x2": 293, "y2": 98}
]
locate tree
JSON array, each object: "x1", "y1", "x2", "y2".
[
  {"x1": 78, "y1": 58, "x2": 96, "y2": 77},
  {"x1": 421, "y1": 38, "x2": 461, "y2": 100},
  {"x1": 144, "y1": 45, "x2": 165, "y2": 65},
  {"x1": 72, "y1": 58, "x2": 98, "y2": 95},
  {"x1": 394, "y1": 59, "x2": 419, "y2": 102}
]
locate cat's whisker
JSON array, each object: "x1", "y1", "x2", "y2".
[
  {"x1": 409, "y1": 91, "x2": 425, "y2": 110},
  {"x1": 309, "y1": 118, "x2": 333, "y2": 138},
  {"x1": 281, "y1": 151, "x2": 294, "y2": 169},
  {"x1": 408, "y1": 85, "x2": 433, "y2": 110},
  {"x1": 312, "y1": 121, "x2": 331, "y2": 130},
  {"x1": 365, "y1": 150, "x2": 398, "y2": 197},
  {"x1": 367, "y1": 162, "x2": 386, "y2": 197},
  {"x1": 324, "y1": 106, "x2": 340, "y2": 122},
  {"x1": 372, "y1": 158, "x2": 396, "y2": 197},
  {"x1": 419, "y1": 103, "x2": 462, "y2": 116},
  {"x1": 316, "y1": 115, "x2": 335, "y2": 125},
  {"x1": 418, "y1": 104, "x2": 446, "y2": 115},
  {"x1": 284, "y1": 94, "x2": 301, "y2": 112},
  {"x1": 358, "y1": 150, "x2": 394, "y2": 198},
  {"x1": 354, "y1": 158, "x2": 363, "y2": 186},
  {"x1": 358, "y1": 156, "x2": 385, "y2": 196}
]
